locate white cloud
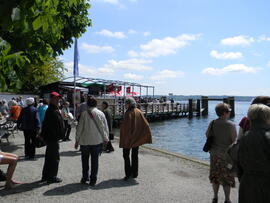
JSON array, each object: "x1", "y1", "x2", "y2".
[
  {"x1": 128, "y1": 29, "x2": 137, "y2": 34},
  {"x1": 128, "y1": 50, "x2": 139, "y2": 57},
  {"x1": 202, "y1": 64, "x2": 258, "y2": 75},
  {"x1": 81, "y1": 43, "x2": 114, "y2": 54},
  {"x1": 132, "y1": 34, "x2": 200, "y2": 58},
  {"x1": 150, "y1": 69, "x2": 184, "y2": 80},
  {"x1": 143, "y1": 31, "x2": 151, "y2": 37},
  {"x1": 102, "y1": 58, "x2": 153, "y2": 71},
  {"x1": 267, "y1": 61, "x2": 270, "y2": 67},
  {"x1": 64, "y1": 62, "x2": 114, "y2": 77},
  {"x1": 210, "y1": 50, "x2": 243, "y2": 60},
  {"x1": 96, "y1": 29, "x2": 126, "y2": 39},
  {"x1": 123, "y1": 73, "x2": 143, "y2": 80},
  {"x1": 258, "y1": 35, "x2": 270, "y2": 42},
  {"x1": 221, "y1": 35, "x2": 254, "y2": 46}
]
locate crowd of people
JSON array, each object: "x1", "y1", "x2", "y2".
[
  {"x1": 205, "y1": 96, "x2": 270, "y2": 203},
  {"x1": 0, "y1": 92, "x2": 152, "y2": 188},
  {"x1": 1, "y1": 93, "x2": 270, "y2": 203}
]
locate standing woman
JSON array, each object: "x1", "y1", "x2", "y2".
[
  {"x1": 120, "y1": 97, "x2": 152, "y2": 180},
  {"x1": 17, "y1": 97, "x2": 41, "y2": 160},
  {"x1": 238, "y1": 104, "x2": 270, "y2": 203},
  {"x1": 206, "y1": 103, "x2": 237, "y2": 203},
  {"x1": 62, "y1": 101, "x2": 72, "y2": 141},
  {"x1": 102, "y1": 101, "x2": 114, "y2": 152}
]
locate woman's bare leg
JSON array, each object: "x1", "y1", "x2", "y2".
[
  {"x1": 2, "y1": 152, "x2": 18, "y2": 159},
  {"x1": 0, "y1": 154, "x2": 19, "y2": 189}
]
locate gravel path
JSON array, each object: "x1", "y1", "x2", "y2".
[{"x1": 0, "y1": 130, "x2": 238, "y2": 202}]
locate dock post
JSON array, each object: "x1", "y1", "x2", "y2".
[
  {"x1": 188, "y1": 99, "x2": 193, "y2": 118},
  {"x1": 201, "y1": 96, "x2": 208, "y2": 116},
  {"x1": 223, "y1": 98, "x2": 229, "y2": 104},
  {"x1": 196, "y1": 99, "x2": 201, "y2": 117},
  {"x1": 228, "y1": 97, "x2": 235, "y2": 118}
]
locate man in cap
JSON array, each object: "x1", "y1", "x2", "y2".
[{"x1": 41, "y1": 92, "x2": 65, "y2": 183}]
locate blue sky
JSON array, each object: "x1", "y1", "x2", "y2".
[{"x1": 62, "y1": 0, "x2": 270, "y2": 96}]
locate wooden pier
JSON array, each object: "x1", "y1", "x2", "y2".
[{"x1": 98, "y1": 96, "x2": 235, "y2": 126}]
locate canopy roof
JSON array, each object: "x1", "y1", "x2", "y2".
[{"x1": 63, "y1": 76, "x2": 154, "y2": 88}]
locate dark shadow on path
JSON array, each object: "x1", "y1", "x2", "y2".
[
  {"x1": 0, "y1": 143, "x2": 22, "y2": 153},
  {"x1": 18, "y1": 154, "x2": 45, "y2": 162},
  {"x1": 43, "y1": 183, "x2": 89, "y2": 196},
  {"x1": 0, "y1": 181, "x2": 49, "y2": 196},
  {"x1": 60, "y1": 150, "x2": 81, "y2": 157},
  {"x1": 93, "y1": 178, "x2": 139, "y2": 190}
]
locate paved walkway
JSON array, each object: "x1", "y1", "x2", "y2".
[{"x1": 0, "y1": 130, "x2": 238, "y2": 202}]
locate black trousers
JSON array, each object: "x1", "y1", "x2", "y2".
[
  {"x1": 81, "y1": 144, "x2": 102, "y2": 183},
  {"x1": 42, "y1": 142, "x2": 60, "y2": 181},
  {"x1": 23, "y1": 130, "x2": 37, "y2": 158},
  {"x1": 123, "y1": 147, "x2": 139, "y2": 178},
  {"x1": 64, "y1": 120, "x2": 71, "y2": 140}
]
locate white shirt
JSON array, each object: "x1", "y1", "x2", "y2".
[{"x1": 76, "y1": 107, "x2": 109, "y2": 145}]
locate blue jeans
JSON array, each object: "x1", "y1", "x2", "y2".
[{"x1": 80, "y1": 144, "x2": 102, "y2": 183}]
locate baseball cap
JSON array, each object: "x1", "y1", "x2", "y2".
[{"x1": 50, "y1": 92, "x2": 61, "y2": 98}]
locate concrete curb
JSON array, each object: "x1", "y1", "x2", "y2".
[
  {"x1": 114, "y1": 136, "x2": 209, "y2": 167},
  {"x1": 141, "y1": 145, "x2": 210, "y2": 167}
]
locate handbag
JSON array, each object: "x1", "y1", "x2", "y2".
[
  {"x1": 35, "y1": 136, "x2": 46, "y2": 148},
  {"x1": 203, "y1": 120, "x2": 215, "y2": 152}
]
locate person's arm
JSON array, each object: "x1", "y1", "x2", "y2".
[
  {"x1": 205, "y1": 120, "x2": 213, "y2": 138},
  {"x1": 75, "y1": 112, "x2": 85, "y2": 149},
  {"x1": 238, "y1": 127, "x2": 244, "y2": 140},
  {"x1": 231, "y1": 124, "x2": 237, "y2": 143},
  {"x1": 96, "y1": 113, "x2": 109, "y2": 142}
]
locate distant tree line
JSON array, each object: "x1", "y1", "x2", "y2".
[{"x1": 0, "y1": 0, "x2": 91, "y2": 93}]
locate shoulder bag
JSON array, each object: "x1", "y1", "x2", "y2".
[{"x1": 203, "y1": 120, "x2": 215, "y2": 152}]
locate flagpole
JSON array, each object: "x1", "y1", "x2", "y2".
[{"x1": 73, "y1": 38, "x2": 79, "y2": 118}]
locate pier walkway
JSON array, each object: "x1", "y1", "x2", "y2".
[{"x1": 0, "y1": 130, "x2": 238, "y2": 202}]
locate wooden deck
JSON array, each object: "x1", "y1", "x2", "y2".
[{"x1": 100, "y1": 102, "x2": 198, "y2": 125}]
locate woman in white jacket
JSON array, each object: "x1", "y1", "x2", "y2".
[{"x1": 75, "y1": 96, "x2": 109, "y2": 186}]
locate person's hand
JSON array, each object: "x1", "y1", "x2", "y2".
[{"x1": 74, "y1": 142, "x2": 79, "y2": 150}]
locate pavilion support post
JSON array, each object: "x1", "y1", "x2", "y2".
[
  {"x1": 103, "y1": 84, "x2": 106, "y2": 99},
  {"x1": 123, "y1": 84, "x2": 126, "y2": 118},
  {"x1": 188, "y1": 99, "x2": 193, "y2": 118}
]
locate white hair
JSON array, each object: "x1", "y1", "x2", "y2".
[
  {"x1": 248, "y1": 104, "x2": 270, "y2": 123},
  {"x1": 25, "y1": 97, "x2": 35, "y2": 106}
]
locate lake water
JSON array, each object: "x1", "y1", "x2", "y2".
[{"x1": 149, "y1": 101, "x2": 251, "y2": 160}]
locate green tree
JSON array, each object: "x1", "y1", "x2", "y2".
[
  {"x1": 20, "y1": 57, "x2": 66, "y2": 92},
  {"x1": 0, "y1": 0, "x2": 91, "y2": 91}
]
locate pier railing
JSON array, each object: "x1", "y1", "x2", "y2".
[{"x1": 98, "y1": 101, "x2": 198, "y2": 122}]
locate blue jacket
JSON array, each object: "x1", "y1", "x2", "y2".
[
  {"x1": 38, "y1": 105, "x2": 48, "y2": 124},
  {"x1": 17, "y1": 105, "x2": 41, "y2": 130}
]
